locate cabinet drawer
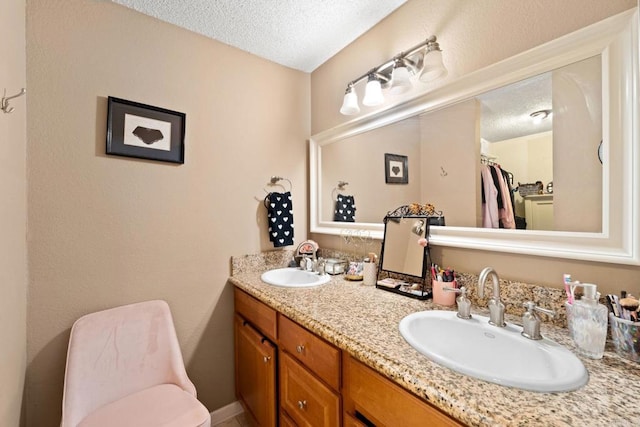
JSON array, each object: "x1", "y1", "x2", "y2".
[
  {"x1": 234, "y1": 288, "x2": 277, "y2": 341},
  {"x1": 279, "y1": 315, "x2": 340, "y2": 390},
  {"x1": 343, "y1": 355, "x2": 464, "y2": 427},
  {"x1": 280, "y1": 352, "x2": 340, "y2": 427}
]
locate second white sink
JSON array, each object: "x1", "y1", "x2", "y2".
[
  {"x1": 399, "y1": 310, "x2": 588, "y2": 393},
  {"x1": 261, "y1": 267, "x2": 331, "y2": 288}
]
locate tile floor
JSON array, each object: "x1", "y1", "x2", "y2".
[{"x1": 212, "y1": 412, "x2": 251, "y2": 427}]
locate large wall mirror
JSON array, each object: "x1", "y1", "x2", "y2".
[{"x1": 310, "y1": 9, "x2": 640, "y2": 265}]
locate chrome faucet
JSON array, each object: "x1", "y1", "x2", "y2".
[
  {"x1": 295, "y1": 240, "x2": 320, "y2": 272},
  {"x1": 478, "y1": 267, "x2": 506, "y2": 327}
]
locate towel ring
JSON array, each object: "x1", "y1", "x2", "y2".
[
  {"x1": 332, "y1": 181, "x2": 349, "y2": 201},
  {"x1": 255, "y1": 176, "x2": 292, "y2": 202},
  {"x1": 269, "y1": 176, "x2": 292, "y2": 192}
]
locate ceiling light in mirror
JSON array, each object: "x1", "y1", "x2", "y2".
[{"x1": 530, "y1": 109, "x2": 552, "y2": 124}]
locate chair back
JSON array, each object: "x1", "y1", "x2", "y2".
[{"x1": 61, "y1": 300, "x2": 196, "y2": 426}]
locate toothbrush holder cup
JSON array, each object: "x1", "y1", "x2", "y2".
[
  {"x1": 432, "y1": 279, "x2": 457, "y2": 306},
  {"x1": 609, "y1": 313, "x2": 640, "y2": 363}
]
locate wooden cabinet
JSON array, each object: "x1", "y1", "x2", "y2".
[
  {"x1": 342, "y1": 354, "x2": 464, "y2": 427},
  {"x1": 234, "y1": 287, "x2": 465, "y2": 427},
  {"x1": 234, "y1": 314, "x2": 277, "y2": 427},
  {"x1": 234, "y1": 288, "x2": 278, "y2": 426}
]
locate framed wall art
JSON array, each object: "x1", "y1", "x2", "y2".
[
  {"x1": 384, "y1": 153, "x2": 408, "y2": 184},
  {"x1": 106, "y1": 97, "x2": 185, "y2": 164}
]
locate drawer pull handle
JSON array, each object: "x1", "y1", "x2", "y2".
[
  {"x1": 263, "y1": 356, "x2": 271, "y2": 363},
  {"x1": 296, "y1": 345, "x2": 305, "y2": 354},
  {"x1": 297, "y1": 400, "x2": 307, "y2": 410}
]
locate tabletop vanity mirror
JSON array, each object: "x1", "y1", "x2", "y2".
[
  {"x1": 376, "y1": 206, "x2": 432, "y2": 300},
  {"x1": 310, "y1": 9, "x2": 639, "y2": 265}
]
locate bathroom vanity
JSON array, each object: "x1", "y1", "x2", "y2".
[
  {"x1": 230, "y1": 252, "x2": 640, "y2": 427},
  {"x1": 234, "y1": 287, "x2": 460, "y2": 427}
]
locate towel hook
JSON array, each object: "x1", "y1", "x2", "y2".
[
  {"x1": 2, "y1": 88, "x2": 26, "y2": 114},
  {"x1": 337, "y1": 181, "x2": 349, "y2": 190}
]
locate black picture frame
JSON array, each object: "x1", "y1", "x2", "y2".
[
  {"x1": 106, "y1": 97, "x2": 185, "y2": 164},
  {"x1": 384, "y1": 153, "x2": 408, "y2": 184}
]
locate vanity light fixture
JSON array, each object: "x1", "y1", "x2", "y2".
[
  {"x1": 339, "y1": 36, "x2": 447, "y2": 115},
  {"x1": 530, "y1": 109, "x2": 552, "y2": 124}
]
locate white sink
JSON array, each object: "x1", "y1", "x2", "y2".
[
  {"x1": 260, "y1": 268, "x2": 331, "y2": 288},
  {"x1": 399, "y1": 310, "x2": 588, "y2": 392}
]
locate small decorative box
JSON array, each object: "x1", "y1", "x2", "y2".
[{"x1": 325, "y1": 258, "x2": 347, "y2": 275}]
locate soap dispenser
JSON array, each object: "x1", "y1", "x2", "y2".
[{"x1": 568, "y1": 283, "x2": 608, "y2": 359}]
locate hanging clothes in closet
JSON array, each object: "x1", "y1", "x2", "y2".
[{"x1": 481, "y1": 163, "x2": 515, "y2": 229}]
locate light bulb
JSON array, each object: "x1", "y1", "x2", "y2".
[
  {"x1": 419, "y1": 49, "x2": 447, "y2": 82},
  {"x1": 389, "y1": 63, "x2": 412, "y2": 95},
  {"x1": 339, "y1": 87, "x2": 360, "y2": 115},
  {"x1": 362, "y1": 76, "x2": 384, "y2": 106}
]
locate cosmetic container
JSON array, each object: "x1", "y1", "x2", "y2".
[
  {"x1": 567, "y1": 283, "x2": 608, "y2": 359},
  {"x1": 363, "y1": 262, "x2": 377, "y2": 286},
  {"x1": 432, "y1": 279, "x2": 457, "y2": 306},
  {"x1": 324, "y1": 258, "x2": 346, "y2": 275}
]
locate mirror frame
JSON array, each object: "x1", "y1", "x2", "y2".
[{"x1": 310, "y1": 9, "x2": 640, "y2": 265}]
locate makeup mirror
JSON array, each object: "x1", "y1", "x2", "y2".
[
  {"x1": 380, "y1": 216, "x2": 428, "y2": 278},
  {"x1": 310, "y1": 9, "x2": 640, "y2": 265}
]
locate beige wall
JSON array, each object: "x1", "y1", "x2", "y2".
[
  {"x1": 553, "y1": 56, "x2": 603, "y2": 232},
  {"x1": 321, "y1": 117, "x2": 421, "y2": 223},
  {"x1": 419, "y1": 99, "x2": 480, "y2": 227},
  {"x1": 1, "y1": 0, "x2": 27, "y2": 425},
  {"x1": 310, "y1": 0, "x2": 640, "y2": 296},
  {"x1": 26, "y1": 1, "x2": 309, "y2": 425}
]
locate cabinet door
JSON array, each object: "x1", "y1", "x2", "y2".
[
  {"x1": 235, "y1": 314, "x2": 277, "y2": 427},
  {"x1": 280, "y1": 352, "x2": 340, "y2": 427}
]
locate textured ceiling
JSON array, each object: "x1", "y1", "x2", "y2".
[
  {"x1": 479, "y1": 73, "x2": 553, "y2": 143},
  {"x1": 110, "y1": 0, "x2": 408, "y2": 72}
]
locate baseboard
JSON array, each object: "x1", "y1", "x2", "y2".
[{"x1": 210, "y1": 401, "x2": 244, "y2": 425}]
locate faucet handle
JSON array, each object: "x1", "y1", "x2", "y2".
[
  {"x1": 443, "y1": 286, "x2": 472, "y2": 319},
  {"x1": 521, "y1": 301, "x2": 555, "y2": 340},
  {"x1": 524, "y1": 301, "x2": 555, "y2": 317}
]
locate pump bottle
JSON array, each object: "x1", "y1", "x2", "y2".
[{"x1": 568, "y1": 283, "x2": 608, "y2": 359}]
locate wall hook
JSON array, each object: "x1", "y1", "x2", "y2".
[{"x1": 2, "y1": 88, "x2": 26, "y2": 114}]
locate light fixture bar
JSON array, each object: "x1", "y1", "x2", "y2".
[
  {"x1": 339, "y1": 36, "x2": 446, "y2": 115},
  {"x1": 343, "y1": 36, "x2": 438, "y2": 88}
]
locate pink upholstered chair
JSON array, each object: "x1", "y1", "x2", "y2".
[{"x1": 60, "y1": 300, "x2": 211, "y2": 427}]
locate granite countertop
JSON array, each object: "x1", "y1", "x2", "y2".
[{"x1": 229, "y1": 253, "x2": 640, "y2": 426}]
